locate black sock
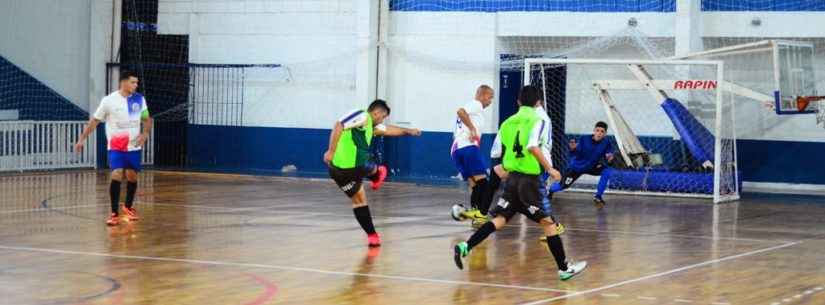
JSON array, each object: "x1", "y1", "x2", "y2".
[
  {"x1": 353, "y1": 206, "x2": 377, "y2": 235},
  {"x1": 545, "y1": 235, "x2": 568, "y2": 271},
  {"x1": 470, "y1": 178, "x2": 488, "y2": 211},
  {"x1": 109, "y1": 180, "x2": 121, "y2": 215},
  {"x1": 125, "y1": 181, "x2": 137, "y2": 208},
  {"x1": 477, "y1": 178, "x2": 494, "y2": 215},
  {"x1": 467, "y1": 221, "x2": 496, "y2": 250}
]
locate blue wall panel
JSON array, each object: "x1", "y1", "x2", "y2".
[
  {"x1": 389, "y1": 0, "x2": 825, "y2": 12},
  {"x1": 0, "y1": 55, "x2": 86, "y2": 121},
  {"x1": 185, "y1": 125, "x2": 825, "y2": 185},
  {"x1": 187, "y1": 124, "x2": 494, "y2": 180},
  {"x1": 737, "y1": 139, "x2": 825, "y2": 184},
  {"x1": 187, "y1": 125, "x2": 331, "y2": 174},
  {"x1": 702, "y1": 0, "x2": 825, "y2": 11},
  {"x1": 390, "y1": 0, "x2": 676, "y2": 12}
]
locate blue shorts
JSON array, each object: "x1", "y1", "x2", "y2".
[
  {"x1": 451, "y1": 145, "x2": 487, "y2": 180},
  {"x1": 109, "y1": 150, "x2": 142, "y2": 172}
]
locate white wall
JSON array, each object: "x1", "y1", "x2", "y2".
[
  {"x1": 387, "y1": 12, "x2": 498, "y2": 132},
  {"x1": 0, "y1": 0, "x2": 93, "y2": 111},
  {"x1": 386, "y1": 10, "x2": 825, "y2": 144},
  {"x1": 155, "y1": 2, "x2": 825, "y2": 143},
  {"x1": 158, "y1": 0, "x2": 365, "y2": 129},
  {"x1": 89, "y1": 0, "x2": 117, "y2": 113}
]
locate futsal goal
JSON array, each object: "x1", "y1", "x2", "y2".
[{"x1": 524, "y1": 40, "x2": 819, "y2": 203}]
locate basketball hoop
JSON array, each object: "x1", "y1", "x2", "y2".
[{"x1": 795, "y1": 96, "x2": 825, "y2": 112}]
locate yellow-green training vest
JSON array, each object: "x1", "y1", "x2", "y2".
[
  {"x1": 332, "y1": 110, "x2": 373, "y2": 169},
  {"x1": 500, "y1": 106, "x2": 542, "y2": 175}
]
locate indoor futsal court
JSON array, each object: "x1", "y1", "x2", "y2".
[{"x1": 2, "y1": 1, "x2": 825, "y2": 305}]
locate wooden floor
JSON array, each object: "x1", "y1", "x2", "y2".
[{"x1": 1, "y1": 170, "x2": 824, "y2": 305}]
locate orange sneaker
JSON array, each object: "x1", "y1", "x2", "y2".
[
  {"x1": 370, "y1": 165, "x2": 388, "y2": 190},
  {"x1": 106, "y1": 213, "x2": 119, "y2": 226},
  {"x1": 367, "y1": 233, "x2": 381, "y2": 247},
  {"x1": 122, "y1": 207, "x2": 139, "y2": 221}
]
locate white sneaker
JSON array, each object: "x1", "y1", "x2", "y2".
[{"x1": 558, "y1": 260, "x2": 587, "y2": 281}]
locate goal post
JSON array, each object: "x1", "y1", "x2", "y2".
[{"x1": 522, "y1": 58, "x2": 740, "y2": 203}]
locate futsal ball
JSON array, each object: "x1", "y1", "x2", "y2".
[{"x1": 451, "y1": 204, "x2": 467, "y2": 221}]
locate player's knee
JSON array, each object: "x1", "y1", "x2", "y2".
[
  {"x1": 543, "y1": 224, "x2": 559, "y2": 236},
  {"x1": 491, "y1": 216, "x2": 507, "y2": 229},
  {"x1": 474, "y1": 177, "x2": 488, "y2": 188},
  {"x1": 126, "y1": 170, "x2": 138, "y2": 182},
  {"x1": 351, "y1": 195, "x2": 367, "y2": 207},
  {"x1": 540, "y1": 218, "x2": 559, "y2": 235},
  {"x1": 110, "y1": 170, "x2": 124, "y2": 181},
  {"x1": 350, "y1": 187, "x2": 367, "y2": 206}
]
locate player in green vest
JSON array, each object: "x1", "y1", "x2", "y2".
[
  {"x1": 324, "y1": 99, "x2": 421, "y2": 247},
  {"x1": 451, "y1": 85, "x2": 587, "y2": 281}
]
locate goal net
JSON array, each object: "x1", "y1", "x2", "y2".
[{"x1": 524, "y1": 59, "x2": 740, "y2": 203}]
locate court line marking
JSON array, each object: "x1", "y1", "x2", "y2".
[
  {"x1": 4, "y1": 200, "x2": 792, "y2": 244},
  {"x1": 0, "y1": 244, "x2": 572, "y2": 293},
  {"x1": 142, "y1": 202, "x2": 791, "y2": 244},
  {"x1": 518, "y1": 241, "x2": 801, "y2": 305},
  {"x1": 0, "y1": 203, "x2": 102, "y2": 214}
]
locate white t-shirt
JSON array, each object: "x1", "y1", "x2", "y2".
[
  {"x1": 339, "y1": 109, "x2": 386, "y2": 132},
  {"x1": 535, "y1": 105, "x2": 553, "y2": 165},
  {"x1": 452, "y1": 99, "x2": 486, "y2": 150},
  {"x1": 94, "y1": 91, "x2": 148, "y2": 152}
]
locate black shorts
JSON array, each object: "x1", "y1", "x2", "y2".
[
  {"x1": 489, "y1": 172, "x2": 550, "y2": 223},
  {"x1": 328, "y1": 165, "x2": 374, "y2": 197},
  {"x1": 559, "y1": 163, "x2": 607, "y2": 190}
]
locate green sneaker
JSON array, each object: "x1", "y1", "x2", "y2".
[
  {"x1": 453, "y1": 242, "x2": 469, "y2": 270},
  {"x1": 558, "y1": 260, "x2": 587, "y2": 281}
]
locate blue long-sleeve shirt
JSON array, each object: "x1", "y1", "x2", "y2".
[{"x1": 568, "y1": 135, "x2": 613, "y2": 173}]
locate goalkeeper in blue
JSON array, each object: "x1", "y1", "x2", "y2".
[{"x1": 548, "y1": 121, "x2": 614, "y2": 210}]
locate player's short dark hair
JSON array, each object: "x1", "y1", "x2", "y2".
[
  {"x1": 518, "y1": 85, "x2": 543, "y2": 107},
  {"x1": 368, "y1": 99, "x2": 391, "y2": 115},
  {"x1": 119, "y1": 71, "x2": 139, "y2": 82},
  {"x1": 595, "y1": 121, "x2": 608, "y2": 130}
]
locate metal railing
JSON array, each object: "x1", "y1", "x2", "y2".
[{"x1": 0, "y1": 121, "x2": 154, "y2": 172}]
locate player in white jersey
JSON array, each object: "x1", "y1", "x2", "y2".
[
  {"x1": 449, "y1": 85, "x2": 494, "y2": 228},
  {"x1": 535, "y1": 100, "x2": 554, "y2": 214},
  {"x1": 75, "y1": 71, "x2": 152, "y2": 226}
]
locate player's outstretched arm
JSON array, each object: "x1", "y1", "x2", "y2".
[{"x1": 375, "y1": 125, "x2": 421, "y2": 137}]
